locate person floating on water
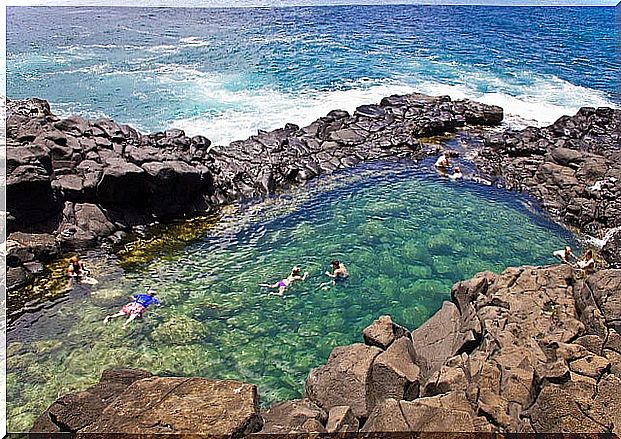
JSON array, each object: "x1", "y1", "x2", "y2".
[
  {"x1": 321, "y1": 260, "x2": 349, "y2": 288},
  {"x1": 104, "y1": 288, "x2": 160, "y2": 328},
  {"x1": 577, "y1": 249, "x2": 596, "y2": 273},
  {"x1": 260, "y1": 266, "x2": 309, "y2": 296},
  {"x1": 553, "y1": 246, "x2": 575, "y2": 264}
]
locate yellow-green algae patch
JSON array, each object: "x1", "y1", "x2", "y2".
[
  {"x1": 115, "y1": 211, "x2": 226, "y2": 268},
  {"x1": 8, "y1": 256, "x2": 76, "y2": 315}
]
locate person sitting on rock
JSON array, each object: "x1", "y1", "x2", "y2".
[
  {"x1": 553, "y1": 246, "x2": 575, "y2": 264},
  {"x1": 260, "y1": 266, "x2": 309, "y2": 296},
  {"x1": 577, "y1": 249, "x2": 596, "y2": 273},
  {"x1": 448, "y1": 166, "x2": 463, "y2": 180},
  {"x1": 104, "y1": 288, "x2": 160, "y2": 328},
  {"x1": 66, "y1": 255, "x2": 89, "y2": 279}
]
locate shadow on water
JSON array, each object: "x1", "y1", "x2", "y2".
[{"x1": 6, "y1": 159, "x2": 581, "y2": 431}]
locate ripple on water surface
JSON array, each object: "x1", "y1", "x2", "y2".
[{"x1": 6, "y1": 160, "x2": 578, "y2": 431}]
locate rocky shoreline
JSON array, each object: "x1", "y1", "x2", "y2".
[{"x1": 7, "y1": 93, "x2": 621, "y2": 434}]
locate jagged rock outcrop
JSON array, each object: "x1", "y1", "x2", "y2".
[
  {"x1": 474, "y1": 107, "x2": 621, "y2": 252},
  {"x1": 7, "y1": 94, "x2": 502, "y2": 293},
  {"x1": 303, "y1": 265, "x2": 620, "y2": 434}
]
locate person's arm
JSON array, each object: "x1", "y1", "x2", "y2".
[
  {"x1": 302, "y1": 271, "x2": 309, "y2": 281},
  {"x1": 325, "y1": 271, "x2": 335, "y2": 278}
]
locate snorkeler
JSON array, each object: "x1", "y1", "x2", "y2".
[
  {"x1": 260, "y1": 266, "x2": 309, "y2": 296},
  {"x1": 104, "y1": 288, "x2": 160, "y2": 328}
]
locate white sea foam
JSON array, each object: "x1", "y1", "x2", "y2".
[
  {"x1": 162, "y1": 61, "x2": 616, "y2": 146},
  {"x1": 407, "y1": 61, "x2": 616, "y2": 129},
  {"x1": 166, "y1": 75, "x2": 418, "y2": 145}
]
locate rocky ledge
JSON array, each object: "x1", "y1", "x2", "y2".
[
  {"x1": 6, "y1": 93, "x2": 503, "y2": 292},
  {"x1": 33, "y1": 264, "x2": 621, "y2": 435}
]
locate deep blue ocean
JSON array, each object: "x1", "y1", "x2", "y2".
[{"x1": 7, "y1": 5, "x2": 618, "y2": 145}]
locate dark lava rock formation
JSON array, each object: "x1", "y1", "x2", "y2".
[
  {"x1": 6, "y1": 94, "x2": 503, "y2": 291},
  {"x1": 474, "y1": 107, "x2": 621, "y2": 265},
  {"x1": 33, "y1": 266, "x2": 621, "y2": 434}
]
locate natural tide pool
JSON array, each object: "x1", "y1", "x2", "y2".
[{"x1": 6, "y1": 160, "x2": 579, "y2": 431}]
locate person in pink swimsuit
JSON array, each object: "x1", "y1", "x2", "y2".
[{"x1": 260, "y1": 266, "x2": 309, "y2": 296}]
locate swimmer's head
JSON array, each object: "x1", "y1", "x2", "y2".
[
  {"x1": 147, "y1": 288, "x2": 156, "y2": 296},
  {"x1": 70, "y1": 256, "x2": 79, "y2": 263},
  {"x1": 565, "y1": 246, "x2": 572, "y2": 252},
  {"x1": 291, "y1": 266, "x2": 301, "y2": 275},
  {"x1": 453, "y1": 167, "x2": 461, "y2": 172},
  {"x1": 331, "y1": 260, "x2": 340, "y2": 269}
]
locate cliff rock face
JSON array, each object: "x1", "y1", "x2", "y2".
[{"x1": 7, "y1": 94, "x2": 502, "y2": 291}]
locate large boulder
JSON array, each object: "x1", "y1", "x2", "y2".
[
  {"x1": 362, "y1": 315, "x2": 410, "y2": 350},
  {"x1": 259, "y1": 399, "x2": 327, "y2": 434},
  {"x1": 325, "y1": 406, "x2": 359, "y2": 433},
  {"x1": 602, "y1": 229, "x2": 621, "y2": 268},
  {"x1": 586, "y1": 270, "x2": 621, "y2": 333},
  {"x1": 304, "y1": 343, "x2": 382, "y2": 418},
  {"x1": 141, "y1": 160, "x2": 211, "y2": 216},
  {"x1": 368, "y1": 336, "x2": 421, "y2": 411},
  {"x1": 399, "y1": 391, "x2": 494, "y2": 432},
  {"x1": 410, "y1": 301, "x2": 471, "y2": 377},
  {"x1": 96, "y1": 161, "x2": 148, "y2": 207},
  {"x1": 31, "y1": 368, "x2": 153, "y2": 433},
  {"x1": 78, "y1": 376, "x2": 262, "y2": 437},
  {"x1": 7, "y1": 146, "x2": 58, "y2": 229}
]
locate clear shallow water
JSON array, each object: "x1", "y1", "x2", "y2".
[
  {"x1": 6, "y1": 161, "x2": 578, "y2": 431},
  {"x1": 6, "y1": 5, "x2": 618, "y2": 145}
]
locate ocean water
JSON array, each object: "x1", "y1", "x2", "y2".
[
  {"x1": 6, "y1": 161, "x2": 579, "y2": 431},
  {"x1": 6, "y1": 5, "x2": 618, "y2": 145}
]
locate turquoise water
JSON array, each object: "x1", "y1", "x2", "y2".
[
  {"x1": 7, "y1": 5, "x2": 617, "y2": 145},
  {"x1": 6, "y1": 161, "x2": 578, "y2": 431}
]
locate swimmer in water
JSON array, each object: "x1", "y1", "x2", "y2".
[
  {"x1": 321, "y1": 260, "x2": 349, "y2": 288},
  {"x1": 448, "y1": 166, "x2": 463, "y2": 180},
  {"x1": 104, "y1": 288, "x2": 160, "y2": 328},
  {"x1": 260, "y1": 266, "x2": 309, "y2": 296}
]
